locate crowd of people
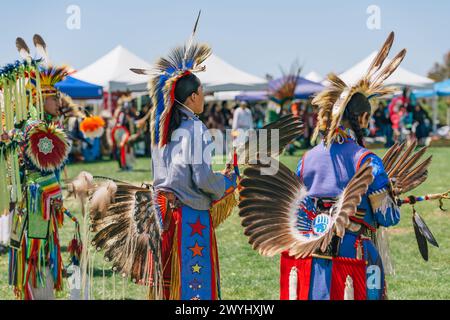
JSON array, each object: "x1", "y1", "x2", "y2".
[
  {"x1": 371, "y1": 88, "x2": 433, "y2": 147},
  {"x1": 66, "y1": 87, "x2": 440, "y2": 170}
]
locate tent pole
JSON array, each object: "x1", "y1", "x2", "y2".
[
  {"x1": 447, "y1": 104, "x2": 450, "y2": 127},
  {"x1": 108, "y1": 86, "x2": 112, "y2": 112},
  {"x1": 432, "y1": 94, "x2": 438, "y2": 134}
]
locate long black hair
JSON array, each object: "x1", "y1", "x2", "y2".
[
  {"x1": 167, "y1": 73, "x2": 202, "y2": 141},
  {"x1": 342, "y1": 92, "x2": 371, "y2": 146}
]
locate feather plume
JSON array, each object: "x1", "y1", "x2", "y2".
[
  {"x1": 130, "y1": 12, "x2": 210, "y2": 147},
  {"x1": 364, "y1": 31, "x2": 394, "y2": 81},
  {"x1": 311, "y1": 73, "x2": 347, "y2": 143},
  {"x1": 90, "y1": 180, "x2": 118, "y2": 215},
  {"x1": 413, "y1": 210, "x2": 439, "y2": 250},
  {"x1": 147, "y1": 43, "x2": 211, "y2": 147},
  {"x1": 33, "y1": 34, "x2": 49, "y2": 66},
  {"x1": 183, "y1": 10, "x2": 202, "y2": 68},
  {"x1": 412, "y1": 213, "x2": 428, "y2": 261},
  {"x1": 268, "y1": 63, "x2": 302, "y2": 107},
  {"x1": 371, "y1": 49, "x2": 407, "y2": 90},
  {"x1": 16, "y1": 37, "x2": 32, "y2": 62},
  {"x1": 68, "y1": 171, "x2": 94, "y2": 200}
]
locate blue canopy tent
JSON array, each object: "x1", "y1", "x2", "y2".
[
  {"x1": 435, "y1": 79, "x2": 450, "y2": 96},
  {"x1": 413, "y1": 79, "x2": 450, "y2": 98},
  {"x1": 55, "y1": 76, "x2": 103, "y2": 99},
  {"x1": 412, "y1": 79, "x2": 450, "y2": 133}
]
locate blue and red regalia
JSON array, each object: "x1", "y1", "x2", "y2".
[
  {"x1": 280, "y1": 127, "x2": 400, "y2": 300},
  {"x1": 127, "y1": 14, "x2": 238, "y2": 299},
  {"x1": 238, "y1": 31, "x2": 409, "y2": 301}
]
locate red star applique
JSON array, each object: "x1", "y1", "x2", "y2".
[
  {"x1": 189, "y1": 241, "x2": 204, "y2": 257},
  {"x1": 189, "y1": 216, "x2": 206, "y2": 237}
]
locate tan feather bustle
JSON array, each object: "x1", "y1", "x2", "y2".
[
  {"x1": 238, "y1": 158, "x2": 374, "y2": 259},
  {"x1": 89, "y1": 179, "x2": 164, "y2": 299},
  {"x1": 312, "y1": 32, "x2": 407, "y2": 147}
]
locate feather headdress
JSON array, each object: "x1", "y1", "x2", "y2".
[
  {"x1": 312, "y1": 32, "x2": 406, "y2": 147},
  {"x1": 130, "y1": 11, "x2": 210, "y2": 147},
  {"x1": 32, "y1": 65, "x2": 69, "y2": 97},
  {"x1": 268, "y1": 63, "x2": 302, "y2": 108},
  {"x1": 16, "y1": 34, "x2": 69, "y2": 97}
]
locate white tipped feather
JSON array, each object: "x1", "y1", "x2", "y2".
[
  {"x1": 33, "y1": 34, "x2": 50, "y2": 66},
  {"x1": 16, "y1": 37, "x2": 32, "y2": 63}
]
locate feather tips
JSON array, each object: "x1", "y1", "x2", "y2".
[
  {"x1": 382, "y1": 140, "x2": 432, "y2": 195},
  {"x1": 33, "y1": 34, "x2": 49, "y2": 66},
  {"x1": 16, "y1": 37, "x2": 31, "y2": 62},
  {"x1": 236, "y1": 114, "x2": 304, "y2": 164}
]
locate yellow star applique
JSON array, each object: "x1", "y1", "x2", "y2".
[{"x1": 192, "y1": 263, "x2": 202, "y2": 274}]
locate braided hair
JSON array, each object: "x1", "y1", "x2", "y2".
[
  {"x1": 167, "y1": 73, "x2": 202, "y2": 141},
  {"x1": 342, "y1": 92, "x2": 371, "y2": 147}
]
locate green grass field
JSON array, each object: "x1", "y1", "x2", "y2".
[{"x1": 1, "y1": 148, "x2": 449, "y2": 300}]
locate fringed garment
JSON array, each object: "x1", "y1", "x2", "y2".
[{"x1": 8, "y1": 119, "x2": 70, "y2": 300}]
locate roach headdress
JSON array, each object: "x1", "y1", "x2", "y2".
[
  {"x1": 312, "y1": 32, "x2": 406, "y2": 147},
  {"x1": 131, "y1": 11, "x2": 210, "y2": 147}
]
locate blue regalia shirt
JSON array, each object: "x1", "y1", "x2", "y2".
[{"x1": 151, "y1": 107, "x2": 226, "y2": 210}]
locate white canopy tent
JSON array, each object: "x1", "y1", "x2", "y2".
[
  {"x1": 126, "y1": 53, "x2": 267, "y2": 92},
  {"x1": 305, "y1": 71, "x2": 323, "y2": 83},
  {"x1": 331, "y1": 51, "x2": 434, "y2": 88},
  {"x1": 73, "y1": 45, "x2": 153, "y2": 91},
  {"x1": 75, "y1": 45, "x2": 267, "y2": 93}
]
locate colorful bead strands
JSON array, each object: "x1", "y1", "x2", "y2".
[{"x1": 0, "y1": 147, "x2": 8, "y2": 215}]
